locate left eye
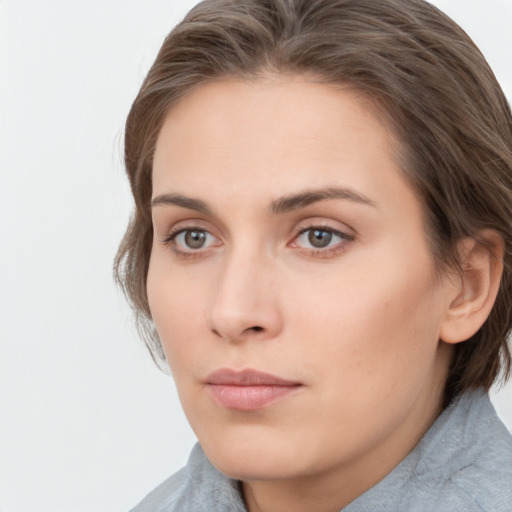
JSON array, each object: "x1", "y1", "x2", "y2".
[{"x1": 295, "y1": 227, "x2": 349, "y2": 250}]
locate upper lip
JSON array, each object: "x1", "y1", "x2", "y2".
[{"x1": 205, "y1": 368, "x2": 301, "y2": 386}]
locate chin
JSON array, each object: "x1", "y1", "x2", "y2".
[
  {"x1": 199, "y1": 428, "x2": 323, "y2": 481},
  {"x1": 210, "y1": 453, "x2": 304, "y2": 482}
]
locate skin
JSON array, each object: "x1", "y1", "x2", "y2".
[{"x1": 148, "y1": 76, "x2": 462, "y2": 512}]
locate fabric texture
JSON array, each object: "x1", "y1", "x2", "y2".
[{"x1": 130, "y1": 390, "x2": 512, "y2": 512}]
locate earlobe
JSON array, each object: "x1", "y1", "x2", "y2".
[{"x1": 440, "y1": 230, "x2": 504, "y2": 344}]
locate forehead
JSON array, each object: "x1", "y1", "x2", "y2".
[
  {"x1": 156, "y1": 76, "x2": 394, "y2": 143},
  {"x1": 151, "y1": 76, "x2": 425, "y2": 233}
]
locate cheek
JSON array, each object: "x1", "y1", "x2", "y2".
[
  {"x1": 284, "y1": 270, "x2": 444, "y2": 455},
  {"x1": 287, "y1": 252, "x2": 444, "y2": 386},
  {"x1": 146, "y1": 255, "x2": 207, "y2": 376}
]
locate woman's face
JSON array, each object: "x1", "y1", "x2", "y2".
[{"x1": 148, "y1": 76, "x2": 455, "y2": 491}]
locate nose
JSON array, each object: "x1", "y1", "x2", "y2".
[{"x1": 207, "y1": 248, "x2": 283, "y2": 343}]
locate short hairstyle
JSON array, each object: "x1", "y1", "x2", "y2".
[{"x1": 115, "y1": 0, "x2": 512, "y2": 405}]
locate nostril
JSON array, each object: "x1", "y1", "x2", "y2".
[{"x1": 250, "y1": 326, "x2": 264, "y2": 332}]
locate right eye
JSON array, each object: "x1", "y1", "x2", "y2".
[{"x1": 164, "y1": 227, "x2": 221, "y2": 255}]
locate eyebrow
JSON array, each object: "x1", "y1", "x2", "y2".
[
  {"x1": 151, "y1": 186, "x2": 376, "y2": 215},
  {"x1": 151, "y1": 193, "x2": 213, "y2": 214},
  {"x1": 270, "y1": 187, "x2": 376, "y2": 214}
]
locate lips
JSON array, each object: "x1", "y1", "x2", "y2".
[{"x1": 205, "y1": 368, "x2": 302, "y2": 410}]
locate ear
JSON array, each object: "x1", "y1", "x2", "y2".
[{"x1": 440, "y1": 230, "x2": 504, "y2": 344}]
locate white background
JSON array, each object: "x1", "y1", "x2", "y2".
[{"x1": 1, "y1": 1, "x2": 511, "y2": 511}]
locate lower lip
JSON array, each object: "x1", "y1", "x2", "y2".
[{"x1": 207, "y1": 384, "x2": 301, "y2": 411}]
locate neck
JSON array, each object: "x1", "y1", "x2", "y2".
[{"x1": 242, "y1": 411, "x2": 438, "y2": 512}]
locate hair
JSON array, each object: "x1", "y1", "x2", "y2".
[{"x1": 115, "y1": 0, "x2": 512, "y2": 405}]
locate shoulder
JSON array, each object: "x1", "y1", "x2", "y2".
[
  {"x1": 409, "y1": 391, "x2": 512, "y2": 512},
  {"x1": 442, "y1": 434, "x2": 512, "y2": 512},
  {"x1": 413, "y1": 391, "x2": 512, "y2": 512},
  {"x1": 129, "y1": 466, "x2": 188, "y2": 512},
  {"x1": 346, "y1": 390, "x2": 512, "y2": 512},
  {"x1": 410, "y1": 471, "x2": 512, "y2": 512},
  {"x1": 347, "y1": 475, "x2": 512, "y2": 512},
  {"x1": 128, "y1": 443, "x2": 246, "y2": 512},
  {"x1": 438, "y1": 391, "x2": 512, "y2": 511}
]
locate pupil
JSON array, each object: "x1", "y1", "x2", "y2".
[
  {"x1": 185, "y1": 230, "x2": 206, "y2": 249},
  {"x1": 308, "y1": 229, "x2": 332, "y2": 248}
]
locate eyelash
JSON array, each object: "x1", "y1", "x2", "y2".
[
  {"x1": 161, "y1": 226, "x2": 220, "y2": 259},
  {"x1": 291, "y1": 225, "x2": 354, "y2": 257},
  {"x1": 161, "y1": 224, "x2": 354, "y2": 259}
]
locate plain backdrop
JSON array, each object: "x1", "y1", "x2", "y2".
[{"x1": 1, "y1": 1, "x2": 511, "y2": 511}]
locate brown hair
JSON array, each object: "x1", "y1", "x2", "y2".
[{"x1": 115, "y1": 0, "x2": 512, "y2": 404}]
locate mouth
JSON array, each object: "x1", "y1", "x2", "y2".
[{"x1": 204, "y1": 368, "x2": 303, "y2": 411}]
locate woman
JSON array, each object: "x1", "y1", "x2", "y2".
[{"x1": 115, "y1": 0, "x2": 512, "y2": 510}]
